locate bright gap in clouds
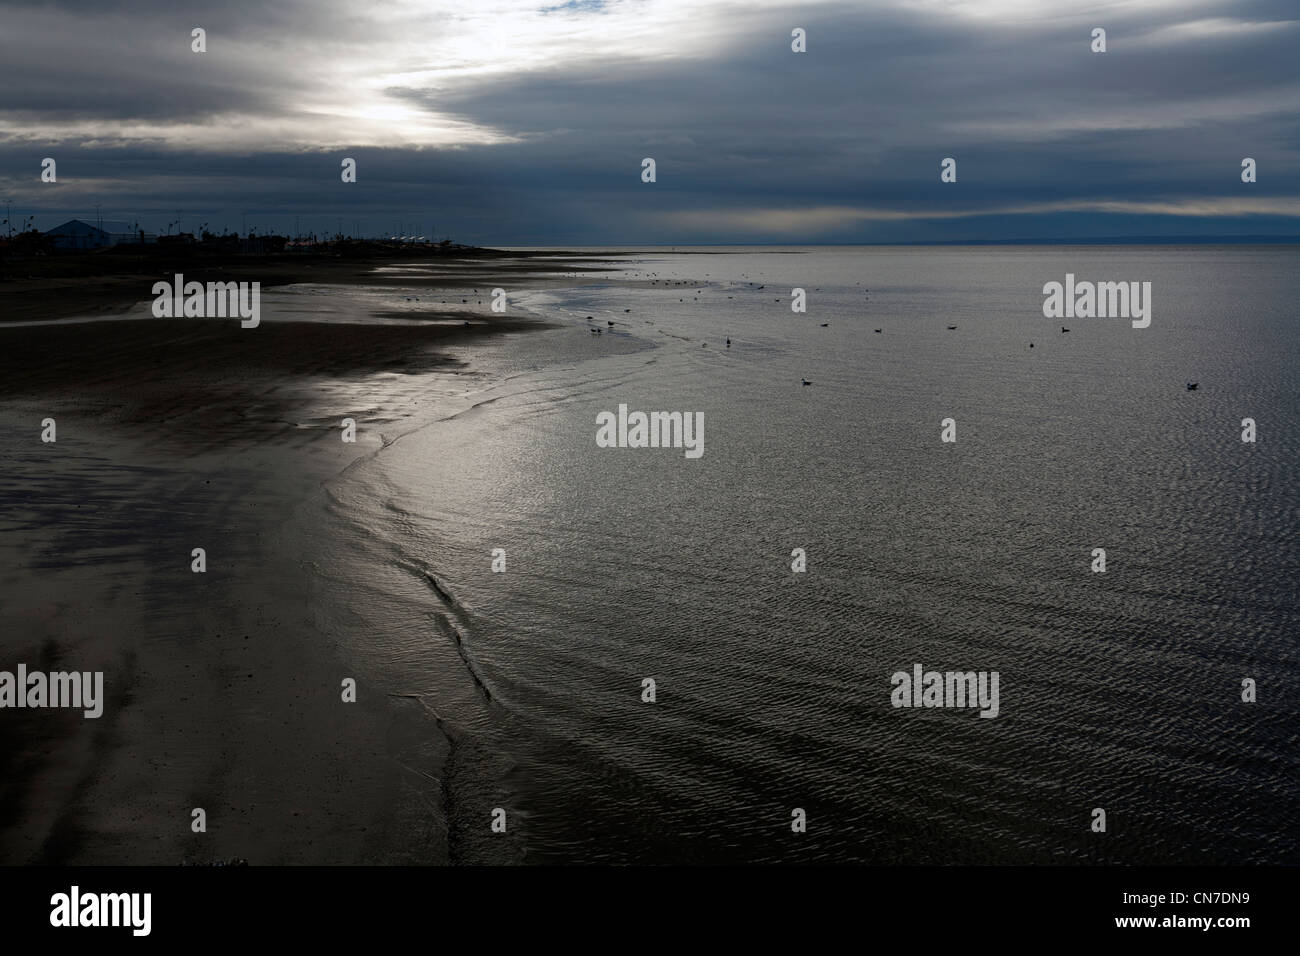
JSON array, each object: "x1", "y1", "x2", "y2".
[
  {"x1": 0, "y1": 0, "x2": 782, "y2": 151},
  {"x1": 4, "y1": 0, "x2": 1285, "y2": 152},
  {"x1": 657, "y1": 197, "x2": 1300, "y2": 237}
]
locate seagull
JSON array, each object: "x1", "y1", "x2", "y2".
[
  {"x1": 947, "y1": 325, "x2": 957, "y2": 330},
  {"x1": 1061, "y1": 326, "x2": 1070, "y2": 333},
  {"x1": 725, "y1": 338, "x2": 731, "y2": 347},
  {"x1": 801, "y1": 378, "x2": 812, "y2": 386},
  {"x1": 820, "y1": 322, "x2": 829, "y2": 327}
]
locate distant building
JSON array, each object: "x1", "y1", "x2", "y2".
[{"x1": 44, "y1": 219, "x2": 156, "y2": 250}]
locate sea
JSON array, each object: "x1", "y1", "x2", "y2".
[{"x1": 283, "y1": 245, "x2": 1300, "y2": 864}]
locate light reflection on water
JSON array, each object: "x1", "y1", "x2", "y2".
[{"x1": 298, "y1": 246, "x2": 1300, "y2": 864}]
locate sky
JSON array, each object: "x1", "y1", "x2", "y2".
[{"x1": 1, "y1": 0, "x2": 1298, "y2": 244}]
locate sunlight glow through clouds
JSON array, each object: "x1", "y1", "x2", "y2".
[
  {"x1": 0, "y1": 0, "x2": 1295, "y2": 243},
  {"x1": 942, "y1": 82, "x2": 1300, "y2": 140},
  {"x1": 1132, "y1": 16, "x2": 1299, "y2": 45},
  {"x1": 900, "y1": 0, "x2": 1219, "y2": 23},
  {"x1": 0, "y1": 0, "x2": 773, "y2": 151},
  {"x1": 658, "y1": 197, "x2": 1300, "y2": 236},
  {"x1": 5, "y1": 0, "x2": 1289, "y2": 152}
]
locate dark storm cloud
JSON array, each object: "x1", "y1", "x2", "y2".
[
  {"x1": 1, "y1": 0, "x2": 1297, "y2": 242},
  {"x1": 0, "y1": 0, "x2": 382, "y2": 124}
]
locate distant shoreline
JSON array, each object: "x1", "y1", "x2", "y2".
[
  {"x1": 495, "y1": 237, "x2": 1300, "y2": 248},
  {"x1": 0, "y1": 246, "x2": 628, "y2": 324},
  {"x1": 7, "y1": 240, "x2": 1296, "y2": 325}
]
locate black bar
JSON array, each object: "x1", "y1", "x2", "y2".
[{"x1": 2, "y1": 865, "x2": 1289, "y2": 942}]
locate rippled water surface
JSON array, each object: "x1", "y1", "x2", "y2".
[{"x1": 298, "y1": 246, "x2": 1300, "y2": 864}]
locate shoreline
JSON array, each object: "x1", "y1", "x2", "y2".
[
  {"x1": 0, "y1": 248, "x2": 629, "y2": 324},
  {"x1": 0, "y1": 255, "x2": 619, "y2": 863}
]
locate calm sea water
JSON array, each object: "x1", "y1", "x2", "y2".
[{"x1": 293, "y1": 246, "x2": 1300, "y2": 864}]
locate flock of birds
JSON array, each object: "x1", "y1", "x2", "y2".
[{"x1": 572, "y1": 271, "x2": 1201, "y2": 391}]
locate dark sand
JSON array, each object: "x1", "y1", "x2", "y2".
[
  {"x1": 0, "y1": 250, "x2": 620, "y2": 323},
  {"x1": 0, "y1": 259, "x2": 579, "y2": 864}
]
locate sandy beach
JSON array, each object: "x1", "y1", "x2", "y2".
[
  {"x1": 0, "y1": 257, "x2": 585, "y2": 864},
  {"x1": 0, "y1": 248, "x2": 619, "y2": 324}
]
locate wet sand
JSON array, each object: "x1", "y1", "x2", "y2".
[
  {"x1": 0, "y1": 250, "x2": 620, "y2": 323},
  {"x1": 0, "y1": 263, "x2": 573, "y2": 864}
]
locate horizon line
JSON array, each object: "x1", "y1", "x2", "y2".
[{"x1": 490, "y1": 236, "x2": 1300, "y2": 248}]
